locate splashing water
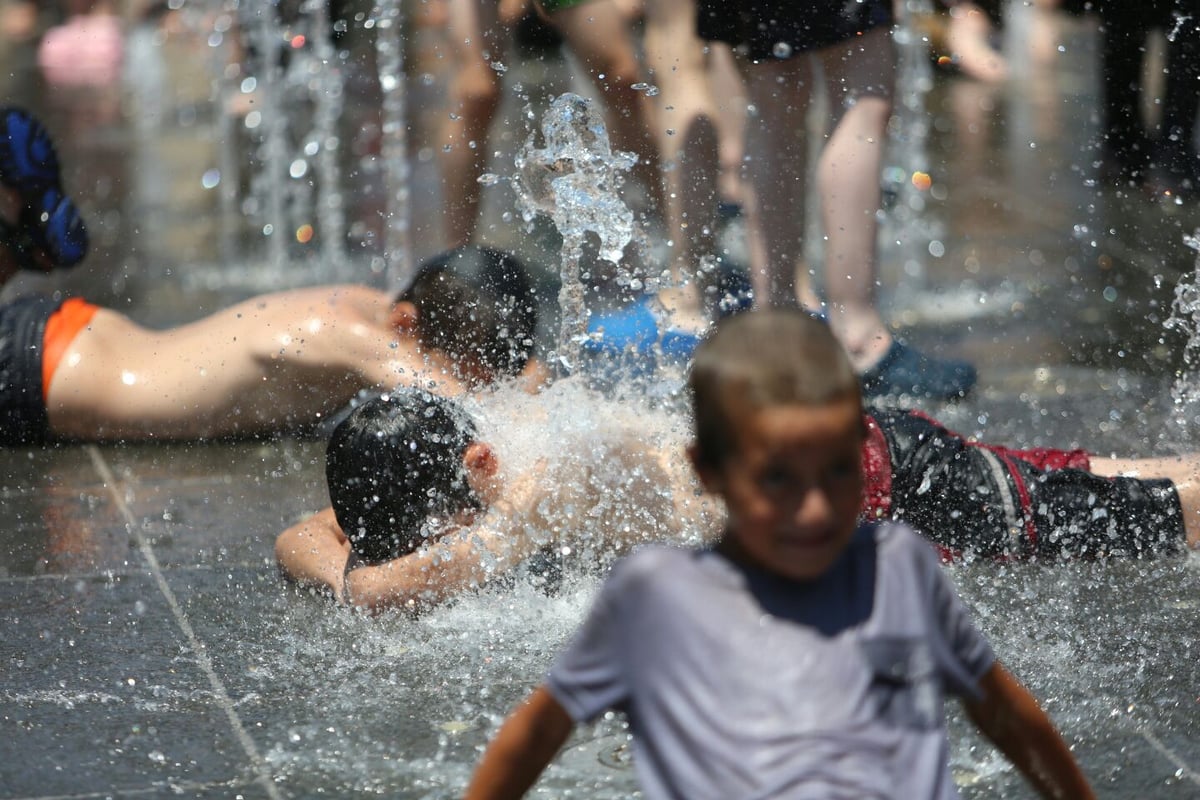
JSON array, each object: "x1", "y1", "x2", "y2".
[
  {"x1": 1163, "y1": 230, "x2": 1200, "y2": 438},
  {"x1": 512, "y1": 93, "x2": 638, "y2": 373},
  {"x1": 373, "y1": 0, "x2": 412, "y2": 290}
]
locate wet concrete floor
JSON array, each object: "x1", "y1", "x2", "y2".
[{"x1": 2, "y1": 7, "x2": 1200, "y2": 799}]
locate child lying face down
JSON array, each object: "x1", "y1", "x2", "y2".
[
  {"x1": 275, "y1": 386, "x2": 720, "y2": 613},
  {"x1": 277, "y1": 361, "x2": 1199, "y2": 617}
]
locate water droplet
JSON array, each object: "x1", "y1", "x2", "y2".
[
  {"x1": 772, "y1": 41, "x2": 793, "y2": 58},
  {"x1": 200, "y1": 169, "x2": 221, "y2": 190}
]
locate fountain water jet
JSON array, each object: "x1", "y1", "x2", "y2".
[
  {"x1": 513, "y1": 92, "x2": 638, "y2": 374},
  {"x1": 372, "y1": 0, "x2": 413, "y2": 290}
]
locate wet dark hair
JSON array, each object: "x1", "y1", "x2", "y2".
[
  {"x1": 399, "y1": 245, "x2": 538, "y2": 380},
  {"x1": 326, "y1": 390, "x2": 481, "y2": 564},
  {"x1": 688, "y1": 309, "x2": 861, "y2": 470}
]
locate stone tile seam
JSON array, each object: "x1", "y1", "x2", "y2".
[
  {"x1": 0, "y1": 562, "x2": 271, "y2": 585},
  {"x1": 1136, "y1": 725, "x2": 1200, "y2": 787},
  {"x1": 84, "y1": 445, "x2": 286, "y2": 800},
  {"x1": 2, "y1": 775, "x2": 259, "y2": 800}
]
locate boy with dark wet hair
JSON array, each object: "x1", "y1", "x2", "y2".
[
  {"x1": 466, "y1": 308, "x2": 1094, "y2": 800},
  {"x1": 276, "y1": 387, "x2": 701, "y2": 612},
  {"x1": 402, "y1": 246, "x2": 539, "y2": 383},
  {"x1": 278, "y1": 390, "x2": 527, "y2": 612},
  {"x1": 325, "y1": 389, "x2": 483, "y2": 565}
]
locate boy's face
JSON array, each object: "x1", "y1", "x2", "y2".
[{"x1": 695, "y1": 395, "x2": 864, "y2": 582}]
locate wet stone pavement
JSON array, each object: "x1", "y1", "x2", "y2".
[{"x1": 2, "y1": 9, "x2": 1200, "y2": 799}]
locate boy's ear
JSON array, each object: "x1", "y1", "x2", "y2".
[
  {"x1": 389, "y1": 301, "x2": 419, "y2": 333},
  {"x1": 687, "y1": 443, "x2": 721, "y2": 494},
  {"x1": 463, "y1": 441, "x2": 498, "y2": 478}
]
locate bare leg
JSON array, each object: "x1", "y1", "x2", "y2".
[
  {"x1": 641, "y1": 0, "x2": 718, "y2": 324},
  {"x1": 708, "y1": 43, "x2": 748, "y2": 208},
  {"x1": 739, "y1": 55, "x2": 815, "y2": 309},
  {"x1": 549, "y1": 0, "x2": 666, "y2": 220},
  {"x1": 440, "y1": 0, "x2": 505, "y2": 247},
  {"x1": 1093, "y1": 455, "x2": 1200, "y2": 548},
  {"x1": 815, "y1": 26, "x2": 895, "y2": 370}
]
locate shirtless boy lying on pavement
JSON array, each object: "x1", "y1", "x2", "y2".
[{"x1": 0, "y1": 243, "x2": 539, "y2": 443}]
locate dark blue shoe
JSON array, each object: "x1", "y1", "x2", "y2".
[
  {"x1": 32, "y1": 185, "x2": 88, "y2": 267},
  {"x1": 708, "y1": 257, "x2": 754, "y2": 319},
  {"x1": 0, "y1": 107, "x2": 88, "y2": 270},
  {"x1": 860, "y1": 340, "x2": 976, "y2": 400}
]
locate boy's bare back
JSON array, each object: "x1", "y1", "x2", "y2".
[{"x1": 45, "y1": 285, "x2": 466, "y2": 440}]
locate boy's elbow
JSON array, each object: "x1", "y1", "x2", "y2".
[{"x1": 274, "y1": 529, "x2": 303, "y2": 581}]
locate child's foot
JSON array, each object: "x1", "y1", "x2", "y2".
[
  {"x1": 944, "y1": 4, "x2": 1009, "y2": 83},
  {"x1": 0, "y1": 107, "x2": 88, "y2": 272}
]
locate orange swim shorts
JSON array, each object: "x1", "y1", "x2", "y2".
[{"x1": 42, "y1": 296, "x2": 98, "y2": 402}]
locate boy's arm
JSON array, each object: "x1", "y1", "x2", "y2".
[
  {"x1": 274, "y1": 506, "x2": 538, "y2": 614},
  {"x1": 345, "y1": 521, "x2": 537, "y2": 614},
  {"x1": 348, "y1": 466, "x2": 551, "y2": 614},
  {"x1": 275, "y1": 508, "x2": 348, "y2": 599},
  {"x1": 464, "y1": 685, "x2": 574, "y2": 799},
  {"x1": 962, "y1": 662, "x2": 1096, "y2": 800}
]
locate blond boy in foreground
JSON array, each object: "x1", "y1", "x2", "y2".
[{"x1": 465, "y1": 308, "x2": 1094, "y2": 799}]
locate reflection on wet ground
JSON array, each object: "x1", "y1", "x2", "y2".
[{"x1": 2, "y1": 9, "x2": 1199, "y2": 799}]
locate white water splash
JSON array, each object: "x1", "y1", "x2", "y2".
[
  {"x1": 1164, "y1": 230, "x2": 1200, "y2": 439},
  {"x1": 512, "y1": 93, "x2": 638, "y2": 373}
]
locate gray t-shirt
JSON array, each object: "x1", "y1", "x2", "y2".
[{"x1": 546, "y1": 522, "x2": 996, "y2": 800}]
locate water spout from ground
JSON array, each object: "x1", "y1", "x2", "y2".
[{"x1": 512, "y1": 93, "x2": 637, "y2": 374}]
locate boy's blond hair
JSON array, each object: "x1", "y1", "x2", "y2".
[{"x1": 688, "y1": 309, "x2": 860, "y2": 468}]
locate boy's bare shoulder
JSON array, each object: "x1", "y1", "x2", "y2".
[
  {"x1": 274, "y1": 283, "x2": 390, "y2": 312},
  {"x1": 227, "y1": 285, "x2": 394, "y2": 339}
]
